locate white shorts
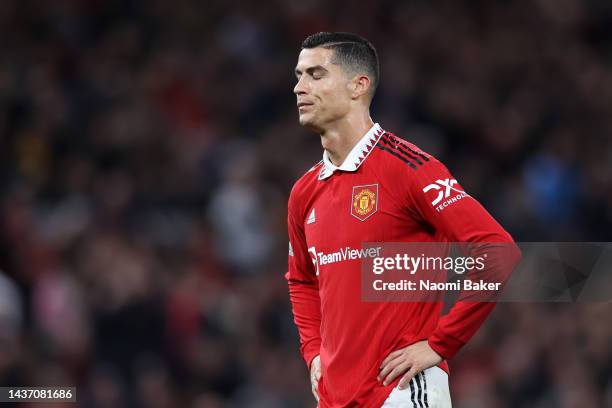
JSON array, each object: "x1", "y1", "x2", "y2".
[{"x1": 381, "y1": 366, "x2": 452, "y2": 408}]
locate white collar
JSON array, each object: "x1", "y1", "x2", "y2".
[{"x1": 318, "y1": 123, "x2": 384, "y2": 180}]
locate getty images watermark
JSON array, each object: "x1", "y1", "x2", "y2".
[
  {"x1": 360, "y1": 242, "x2": 612, "y2": 302},
  {"x1": 372, "y1": 251, "x2": 498, "y2": 291}
]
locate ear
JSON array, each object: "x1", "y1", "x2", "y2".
[{"x1": 350, "y1": 75, "x2": 371, "y2": 100}]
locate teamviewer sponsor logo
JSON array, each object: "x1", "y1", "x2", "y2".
[
  {"x1": 317, "y1": 246, "x2": 382, "y2": 266},
  {"x1": 422, "y1": 179, "x2": 468, "y2": 212},
  {"x1": 308, "y1": 246, "x2": 382, "y2": 275}
]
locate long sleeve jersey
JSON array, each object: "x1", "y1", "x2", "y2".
[{"x1": 286, "y1": 123, "x2": 521, "y2": 407}]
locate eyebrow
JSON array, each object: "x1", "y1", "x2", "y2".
[{"x1": 294, "y1": 65, "x2": 328, "y2": 77}]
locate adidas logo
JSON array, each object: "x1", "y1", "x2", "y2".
[{"x1": 307, "y1": 208, "x2": 316, "y2": 225}]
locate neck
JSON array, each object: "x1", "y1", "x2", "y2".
[{"x1": 321, "y1": 110, "x2": 374, "y2": 166}]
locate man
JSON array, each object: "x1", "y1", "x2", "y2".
[{"x1": 286, "y1": 32, "x2": 520, "y2": 407}]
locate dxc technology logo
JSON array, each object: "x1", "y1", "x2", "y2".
[{"x1": 422, "y1": 179, "x2": 468, "y2": 212}]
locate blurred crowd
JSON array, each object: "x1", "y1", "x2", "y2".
[{"x1": 0, "y1": 0, "x2": 611, "y2": 407}]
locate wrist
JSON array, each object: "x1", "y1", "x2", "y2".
[{"x1": 309, "y1": 354, "x2": 320, "y2": 371}]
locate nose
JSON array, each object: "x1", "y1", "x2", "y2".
[{"x1": 294, "y1": 76, "x2": 307, "y2": 95}]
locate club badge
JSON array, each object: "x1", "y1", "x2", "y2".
[{"x1": 351, "y1": 184, "x2": 378, "y2": 221}]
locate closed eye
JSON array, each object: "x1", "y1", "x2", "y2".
[{"x1": 295, "y1": 65, "x2": 328, "y2": 80}]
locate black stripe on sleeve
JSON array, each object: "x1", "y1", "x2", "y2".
[
  {"x1": 381, "y1": 134, "x2": 424, "y2": 165},
  {"x1": 375, "y1": 145, "x2": 417, "y2": 169},
  {"x1": 384, "y1": 133, "x2": 430, "y2": 162}
]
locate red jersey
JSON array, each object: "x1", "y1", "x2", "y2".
[{"x1": 286, "y1": 123, "x2": 520, "y2": 407}]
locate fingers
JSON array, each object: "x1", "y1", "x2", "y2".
[
  {"x1": 380, "y1": 349, "x2": 403, "y2": 368},
  {"x1": 377, "y1": 348, "x2": 406, "y2": 383},
  {"x1": 398, "y1": 368, "x2": 418, "y2": 390},
  {"x1": 310, "y1": 355, "x2": 321, "y2": 401},
  {"x1": 377, "y1": 347, "x2": 423, "y2": 387},
  {"x1": 311, "y1": 377, "x2": 319, "y2": 401},
  {"x1": 381, "y1": 360, "x2": 412, "y2": 386},
  {"x1": 377, "y1": 342, "x2": 440, "y2": 389},
  {"x1": 311, "y1": 366, "x2": 321, "y2": 383},
  {"x1": 311, "y1": 367, "x2": 321, "y2": 402},
  {"x1": 377, "y1": 357, "x2": 401, "y2": 382},
  {"x1": 378, "y1": 347, "x2": 410, "y2": 382},
  {"x1": 311, "y1": 384, "x2": 319, "y2": 402},
  {"x1": 311, "y1": 371, "x2": 320, "y2": 387}
]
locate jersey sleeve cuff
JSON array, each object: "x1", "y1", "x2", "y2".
[
  {"x1": 302, "y1": 339, "x2": 322, "y2": 369},
  {"x1": 428, "y1": 331, "x2": 465, "y2": 360}
]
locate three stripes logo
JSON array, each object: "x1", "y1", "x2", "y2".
[
  {"x1": 375, "y1": 132, "x2": 430, "y2": 169},
  {"x1": 307, "y1": 208, "x2": 316, "y2": 225},
  {"x1": 422, "y1": 178, "x2": 468, "y2": 212}
]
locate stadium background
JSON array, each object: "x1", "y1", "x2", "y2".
[{"x1": 0, "y1": 0, "x2": 611, "y2": 406}]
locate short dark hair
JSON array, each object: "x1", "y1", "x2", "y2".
[{"x1": 302, "y1": 32, "x2": 379, "y2": 99}]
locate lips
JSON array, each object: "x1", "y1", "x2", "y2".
[{"x1": 297, "y1": 101, "x2": 313, "y2": 108}]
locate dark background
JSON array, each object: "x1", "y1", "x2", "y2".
[{"x1": 0, "y1": 0, "x2": 611, "y2": 406}]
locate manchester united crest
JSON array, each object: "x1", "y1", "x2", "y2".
[{"x1": 351, "y1": 184, "x2": 378, "y2": 221}]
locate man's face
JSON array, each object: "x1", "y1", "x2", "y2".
[{"x1": 294, "y1": 47, "x2": 353, "y2": 131}]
